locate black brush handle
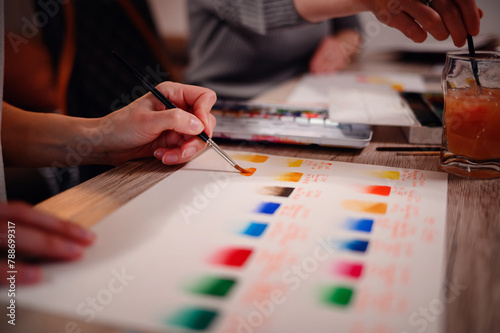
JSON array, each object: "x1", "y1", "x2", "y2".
[{"x1": 467, "y1": 35, "x2": 481, "y2": 87}]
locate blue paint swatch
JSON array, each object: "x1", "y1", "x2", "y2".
[
  {"x1": 336, "y1": 239, "x2": 369, "y2": 253},
  {"x1": 345, "y1": 218, "x2": 374, "y2": 233},
  {"x1": 256, "y1": 202, "x2": 281, "y2": 215},
  {"x1": 242, "y1": 222, "x2": 268, "y2": 237}
]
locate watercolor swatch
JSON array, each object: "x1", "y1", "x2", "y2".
[
  {"x1": 256, "y1": 186, "x2": 295, "y2": 197},
  {"x1": 333, "y1": 261, "x2": 364, "y2": 279},
  {"x1": 335, "y1": 239, "x2": 370, "y2": 253},
  {"x1": 321, "y1": 286, "x2": 355, "y2": 307},
  {"x1": 255, "y1": 202, "x2": 281, "y2": 215},
  {"x1": 287, "y1": 159, "x2": 303, "y2": 167},
  {"x1": 241, "y1": 222, "x2": 268, "y2": 237},
  {"x1": 167, "y1": 307, "x2": 218, "y2": 331},
  {"x1": 341, "y1": 200, "x2": 387, "y2": 215},
  {"x1": 344, "y1": 218, "x2": 374, "y2": 233},
  {"x1": 211, "y1": 248, "x2": 253, "y2": 268},
  {"x1": 368, "y1": 170, "x2": 400, "y2": 180},
  {"x1": 360, "y1": 185, "x2": 391, "y2": 196},
  {"x1": 187, "y1": 276, "x2": 237, "y2": 297},
  {"x1": 232, "y1": 154, "x2": 269, "y2": 163},
  {"x1": 274, "y1": 172, "x2": 303, "y2": 182}
]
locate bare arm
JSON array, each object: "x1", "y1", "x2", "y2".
[{"x1": 2, "y1": 82, "x2": 217, "y2": 168}]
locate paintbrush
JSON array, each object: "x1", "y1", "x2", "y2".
[
  {"x1": 396, "y1": 151, "x2": 440, "y2": 156},
  {"x1": 112, "y1": 51, "x2": 248, "y2": 173},
  {"x1": 466, "y1": 34, "x2": 481, "y2": 87}
]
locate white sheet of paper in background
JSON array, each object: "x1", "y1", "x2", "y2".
[
  {"x1": 328, "y1": 84, "x2": 420, "y2": 126},
  {"x1": 13, "y1": 149, "x2": 448, "y2": 333},
  {"x1": 287, "y1": 72, "x2": 426, "y2": 126}
]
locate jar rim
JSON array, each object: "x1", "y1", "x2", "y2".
[{"x1": 446, "y1": 50, "x2": 500, "y2": 61}]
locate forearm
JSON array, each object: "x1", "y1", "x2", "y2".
[
  {"x1": 293, "y1": 0, "x2": 367, "y2": 23},
  {"x1": 2, "y1": 102, "x2": 105, "y2": 167}
]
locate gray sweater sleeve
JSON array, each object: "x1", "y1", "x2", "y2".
[{"x1": 197, "y1": 0, "x2": 307, "y2": 35}]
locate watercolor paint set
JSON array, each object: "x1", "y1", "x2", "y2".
[
  {"x1": 211, "y1": 101, "x2": 373, "y2": 148},
  {"x1": 17, "y1": 150, "x2": 448, "y2": 333}
]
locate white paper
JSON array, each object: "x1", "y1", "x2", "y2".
[
  {"x1": 12, "y1": 150, "x2": 448, "y2": 333},
  {"x1": 287, "y1": 72, "x2": 426, "y2": 126},
  {"x1": 328, "y1": 84, "x2": 420, "y2": 126}
]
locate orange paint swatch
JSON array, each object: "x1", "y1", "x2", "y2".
[
  {"x1": 369, "y1": 171, "x2": 400, "y2": 180},
  {"x1": 361, "y1": 185, "x2": 391, "y2": 196},
  {"x1": 287, "y1": 159, "x2": 303, "y2": 167},
  {"x1": 240, "y1": 167, "x2": 256, "y2": 176},
  {"x1": 274, "y1": 172, "x2": 303, "y2": 182},
  {"x1": 341, "y1": 200, "x2": 387, "y2": 215},
  {"x1": 232, "y1": 154, "x2": 268, "y2": 163}
]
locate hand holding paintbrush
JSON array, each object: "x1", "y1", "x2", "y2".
[{"x1": 113, "y1": 52, "x2": 249, "y2": 173}]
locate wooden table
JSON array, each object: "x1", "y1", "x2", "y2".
[{"x1": 20, "y1": 53, "x2": 500, "y2": 333}]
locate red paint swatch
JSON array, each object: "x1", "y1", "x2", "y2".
[
  {"x1": 211, "y1": 248, "x2": 253, "y2": 268},
  {"x1": 333, "y1": 261, "x2": 364, "y2": 279},
  {"x1": 362, "y1": 185, "x2": 391, "y2": 196}
]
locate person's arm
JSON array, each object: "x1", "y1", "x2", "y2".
[
  {"x1": 293, "y1": 0, "x2": 481, "y2": 47},
  {"x1": 309, "y1": 16, "x2": 362, "y2": 74},
  {"x1": 2, "y1": 82, "x2": 217, "y2": 168},
  {"x1": 309, "y1": 29, "x2": 362, "y2": 74}
]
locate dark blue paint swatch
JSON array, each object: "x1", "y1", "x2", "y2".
[
  {"x1": 338, "y1": 239, "x2": 369, "y2": 253},
  {"x1": 256, "y1": 202, "x2": 281, "y2": 215}
]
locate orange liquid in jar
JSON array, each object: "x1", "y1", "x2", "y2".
[{"x1": 444, "y1": 86, "x2": 500, "y2": 160}]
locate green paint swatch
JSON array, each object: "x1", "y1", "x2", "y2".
[
  {"x1": 188, "y1": 276, "x2": 236, "y2": 297},
  {"x1": 167, "y1": 307, "x2": 218, "y2": 331},
  {"x1": 322, "y1": 286, "x2": 354, "y2": 307}
]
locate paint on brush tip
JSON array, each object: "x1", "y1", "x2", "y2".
[
  {"x1": 368, "y1": 170, "x2": 400, "y2": 180},
  {"x1": 274, "y1": 172, "x2": 303, "y2": 182},
  {"x1": 166, "y1": 307, "x2": 218, "y2": 331},
  {"x1": 231, "y1": 154, "x2": 269, "y2": 163},
  {"x1": 341, "y1": 200, "x2": 387, "y2": 215},
  {"x1": 239, "y1": 167, "x2": 256, "y2": 176},
  {"x1": 256, "y1": 186, "x2": 295, "y2": 197}
]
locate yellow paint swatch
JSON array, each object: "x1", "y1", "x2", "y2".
[
  {"x1": 369, "y1": 171, "x2": 400, "y2": 180},
  {"x1": 231, "y1": 154, "x2": 268, "y2": 163},
  {"x1": 287, "y1": 159, "x2": 303, "y2": 167},
  {"x1": 275, "y1": 172, "x2": 303, "y2": 182},
  {"x1": 341, "y1": 200, "x2": 387, "y2": 215}
]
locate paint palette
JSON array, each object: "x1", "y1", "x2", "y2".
[{"x1": 17, "y1": 150, "x2": 448, "y2": 333}]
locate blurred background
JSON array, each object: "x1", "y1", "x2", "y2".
[{"x1": 3, "y1": 0, "x2": 499, "y2": 205}]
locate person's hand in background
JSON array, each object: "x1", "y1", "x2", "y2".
[
  {"x1": 0, "y1": 202, "x2": 95, "y2": 285},
  {"x1": 294, "y1": 0, "x2": 482, "y2": 47},
  {"x1": 309, "y1": 29, "x2": 362, "y2": 74},
  {"x1": 363, "y1": 0, "x2": 482, "y2": 47}
]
